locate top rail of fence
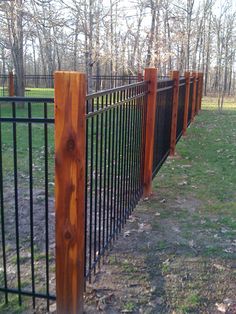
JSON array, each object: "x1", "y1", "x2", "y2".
[
  {"x1": 86, "y1": 80, "x2": 148, "y2": 100},
  {"x1": 0, "y1": 96, "x2": 54, "y2": 103}
]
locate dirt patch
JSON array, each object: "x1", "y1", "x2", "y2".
[
  {"x1": 83, "y1": 192, "x2": 236, "y2": 314},
  {"x1": 0, "y1": 183, "x2": 55, "y2": 311}
]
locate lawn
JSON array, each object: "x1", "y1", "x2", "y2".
[
  {"x1": 0, "y1": 96, "x2": 55, "y2": 313},
  {"x1": 84, "y1": 97, "x2": 236, "y2": 313}
]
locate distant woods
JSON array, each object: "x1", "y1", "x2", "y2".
[{"x1": 0, "y1": 0, "x2": 235, "y2": 96}]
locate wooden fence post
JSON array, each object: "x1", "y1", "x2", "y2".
[
  {"x1": 55, "y1": 71, "x2": 86, "y2": 314},
  {"x1": 169, "y1": 70, "x2": 179, "y2": 156},
  {"x1": 198, "y1": 72, "x2": 203, "y2": 111},
  {"x1": 8, "y1": 71, "x2": 14, "y2": 96},
  {"x1": 191, "y1": 71, "x2": 197, "y2": 122},
  {"x1": 143, "y1": 68, "x2": 157, "y2": 197},
  {"x1": 183, "y1": 71, "x2": 190, "y2": 136}
]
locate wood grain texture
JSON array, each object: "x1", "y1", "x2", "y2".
[
  {"x1": 9, "y1": 71, "x2": 14, "y2": 96},
  {"x1": 183, "y1": 71, "x2": 190, "y2": 136},
  {"x1": 191, "y1": 71, "x2": 197, "y2": 122},
  {"x1": 55, "y1": 71, "x2": 86, "y2": 314},
  {"x1": 169, "y1": 70, "x2": 180, "y2": 156},
  {"x1": 143, "y1": 68, "x2": 157, "y2": 197}
]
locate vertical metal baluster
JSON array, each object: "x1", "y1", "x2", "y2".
[
  {"x1": 44, "y1": 102, "x2": 50, "y2": 310},
  {"x1": 120, "y1": 90, "x2": 125, "y2": 228},
  {"x1": 122, "y1": 88, "x2": 128, "y2": 225},
  {"x1": 131, "y1": 85, "x2": 136, "y2": 207},
  {"x1": 117, "y1": 90, "x2": 123, "y2": 232},
  {"x1": 113, "y1": 92, "x2": 119, "y2": 236},
  {"x1": 102, "y1": 94, "x2": 108, "y2": 251},
  {"x1": 131, "y1": 86, "x2": 136, "y2": 204},
  {"x1": 106, "y1": 93, "x2": 112, "y2": 245},
  {"x1": 0, "y1": 102, "x2": 8, "y2": 303},
  {"x1": 94, "y1": 97, "x2": 99, "y2": 272},
  {"x1": 130, "y1": 86, "x2": 136, "y2": 207},
  {"x1": 89, "y1": 98, "x2": 94, "y2": 281},
  {"x1": 85, "y1": 99, "x2": 88, "y2": 279},
  {"x1": 136, "y1": 86, "x2": 141, "y2": 195},
  {"x1": 127, "y1": 86, "x2": 133, "y2": 213},
  {"x1": 110, "y1": 91, "x2": 116, "y2": 240},
  {"x1": 124, "y1": 87, "x2": 131, "y2": 220},
  {"x1": 98, "y1": 95, "x2": 103, "y2": 264},
  {"x1": 12, "y1": 101, "x2": 21, "y2": 305},
  {"x1": 28, "y1": 102, "x2": 35, "y2": 308},
  {"x1": 136, "y1": 86, "x2": 143, "y2": 197}
]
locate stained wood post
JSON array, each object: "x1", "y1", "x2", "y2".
[
  {"x1": 191, "y1": 71, "x2": 197, "y2": 122},
  {"x1": 143, "y1": 68, "x2": 157, "y2": 197},
  {"x1": 183, "y1": 71, "x2": 190, "y2": 136},
  {"x1": 55, "y1": 71, "x2": 86, "y2": 314},
  {"x1": 198, "y1": 72, "x2": 203, "y2": 111},
  {"x1": 169, "y1": 70, "x2": 180, "y2": 156},
  {"x1": 8, "y1": 71, "x2": 14, "y2": 96}
]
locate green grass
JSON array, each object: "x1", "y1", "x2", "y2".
[
  {"x1": 146, "y1": 97, "x2": 236, "y2": 311},
  {"x1": 155, "y1": 98, "x2": 236, "y2": 204},
  {"x1": 25, "y1": 87, "x2": 54, "y2": 98},
  {"x1": 0, "y1": 89, "x2": 55, "y2": 188}
]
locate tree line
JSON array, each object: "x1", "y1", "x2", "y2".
[{"x1": 0, "y1": 0, "x2": 235, "y2": 97}]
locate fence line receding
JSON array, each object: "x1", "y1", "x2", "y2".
[{"x1": 0, "y1": 69, "x2": 203, "y2": 313}]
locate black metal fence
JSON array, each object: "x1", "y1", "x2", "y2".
[
  {"x1": 24, "y1": 75, "x2": 54, "y2": 97},
  {"x1": 152, "y1": 79, "x2": 174, "y2": 177},
  {"x1": 85, "y1": 81, "x2": 148, "y2": 279},
  {"x1": 0, "y1": 75, "x2": 8, "y2": 96},
  {"x1": 0, "y1": 72, "x2": 202, "y2": 311},
  {"x1": 0, "y1": 97, "x2": 55, "y2": 311}
]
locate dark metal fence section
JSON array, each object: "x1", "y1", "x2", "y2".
[
  {"x1": 0, "y1": 97, "x2": 55, "y2": 310},
  {"x1": 0, "y1": 75, "x2": 8, "y2": 96},
  {"x1": 188, "y1": 78, "x2": 194, "y2": 125},
  {"x1": 152, "y1": 79, "x2": 174, "y2": 177},
  {"x1": 176, "y1": 78, "x2": 186, "y2": 142},
  {"x1": 85, "y1": 81, "x2": 148, "y2": 279},
  {"x1": 24, "y1": 75, "x2": 54, "y2": 97}
]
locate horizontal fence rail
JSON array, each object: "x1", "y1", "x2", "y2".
[
  {"x1": 0, "y1": 97, "x2": 55, "y2": 311},
  {"x1": 0, "y1": 69, "x2": 203, "y2": 313}
]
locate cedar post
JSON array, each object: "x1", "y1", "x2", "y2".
[
  {"x1": 183, "y1": 71, "x2": 190, "y2": 136},
  {"x1": 55, "y1": 72, "x2": 86, "y2": 314},
  {"x1": 196, "y1": 72, "x2": 200, "y2": 114},
  {"x1": 9, "y1": 71, "x2": 14, "y2": 96},
  {"x1": 198, "y1": 72, "x2": 203, "y2": 111},
  {"x1": 169, "y1": 70, "x2": 180, "y2": 156},
  {"x1": 143, "y1": 68, "x2": 157, "y2": 197},
  {"x1": 191, "y1": 71, "x2": 197, "y2": 122}
]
